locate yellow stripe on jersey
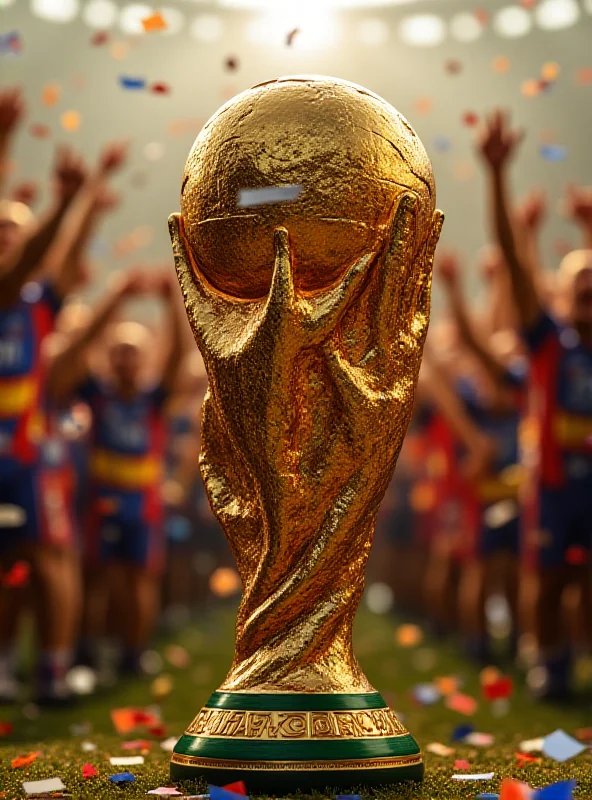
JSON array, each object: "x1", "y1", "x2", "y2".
[
  {"x1": 477, "y1": 464, "x2": 525, "y2": 502},
  {"x1": 90, "y1": 448, "x2": 162, "y2": 490},
  {"x1": 555, "y1": 411, "x2": 592, "y2": 449},
  {"x1": 0, "y1": 375, "x2": 37, "y2": 417}
]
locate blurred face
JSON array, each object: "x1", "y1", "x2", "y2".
[
  {"x1": 108, "y1": 341, "x2": 142, "y2": 387},
  {"x1": 0, "y1": 218, "x2": 21, "y2": 261},
  {"x1": 570, "y1": 267, "x2": 592, "y2": 330}
]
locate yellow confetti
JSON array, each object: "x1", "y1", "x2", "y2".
[
  {"x1": 42, "y1": 83, "x2": 61, "y2": 107},
  {"x1": 150, "y1": 674, "x2": 173, "y2": 700},
  {"x1": 541, "y1": 61, "x2": 560, "y2": 81},
  {"x1": 521, "y1": 79, "x2": 540, "y2": 97},
  {"x1": 141, "y1": 11, "x2": 167, "y2": 32},
  {"x1": 492, "y1": 55, "x2": 510, "y2": 74},
  {"x1": 60, "y1": 110, "x2": 81, "y2": 132}
]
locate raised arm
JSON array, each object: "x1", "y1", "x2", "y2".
[
  {"x1": 0, "y1": 87, "x2": 24, "y2": 196},
  {"x1": 47, "y1": 141, "x2": 127, "y2": 299},
  {"x1": 47, "y1": 270, "x2": 146, "y2": 403},
  {"x1": 564, "y1": 183, "x2": 592, "y2": 249},
  {"x1": 437, "y1": 249, "x2": 509, "y2": 386},
  {"x1": 0, "y1": 146, "x2": 86, "y2": 304},
  {"x1": 155, "y1": 270, "x2": 185, "y2": 395},
  {"x1": 477, "y1": 110, "x2": 542, "y2": 329}
]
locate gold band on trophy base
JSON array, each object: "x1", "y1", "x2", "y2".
[{"x1": 169, "y1": 75, "x2": 443, "y2": 793}]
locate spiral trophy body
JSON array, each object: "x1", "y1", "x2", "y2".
[{"x1": 169, "y1": 76, "x2": 443, "y2": 793}]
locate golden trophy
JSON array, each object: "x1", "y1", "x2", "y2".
[{"x1": 169, "y1": 76, "x2": 443, "y2": 793}]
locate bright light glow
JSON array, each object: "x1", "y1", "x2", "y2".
[
  {"x1": 1, "y1": 0, "x2": 17, "y2": 7},
  {"x1": 161, "y1": 6, "x2": 185, "y2": 34},
  {"x1": 119, "y1": 3, "x2": 153, "y2": 34},
  {"x1": 449, "y1": 12, "x2": 484, "y2": 42},
  {"x1": 31, "y1": 0, "x2": 79, "y2": 22},
  {"x1": 246, "y1": 9, "x2": 338, "y2": 49},
  {"x1": 535, "y1": 0, "x2": 580, "y2": 29},
  {"x1": 399, "y1": 14, "x2": 446, "y2": 46},
  {"x1": 585, "y1": 0, "x2": 592, "y2": 14},
  {"x1": 493, "y1": 6, "x2": 532, "y2": 37},
  {"x1": 190, "y1": 13, "x2": 224, "y2": 42},
  {"x1": 357, "y1": 17, "x2": 389, "y2": 46},
  {"x1": 82, "y1": 0, "x2": 117, "y2": 28}
]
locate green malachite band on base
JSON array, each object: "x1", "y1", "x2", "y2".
[
  {"x1": 171, "y1": 692, "x2": 423, "y2": 793},
  {"x1": 206, "y1": 692, "x2": 388, "y2": 711}
]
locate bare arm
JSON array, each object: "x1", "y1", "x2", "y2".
[
  {"x1": 437, "y1": 249, "x2": 509, "y2": 387},
  {"x1": 0, "y1": 87, "x2": 24, "y2": 196},
  {"x1": 157, "y1": 271, "x2": 185, "y2": 395},
  {"x1": 564, "y1": 183, "x2": 592, "y2": 249},
  {"x1": 47, "y1": 271, "x2": 146, "y2": 403},
  {"x1": 0, "y1": 146, "x2": 86, "y2": 304},
  {"x1": 477, "y1": 110, "x2": 542, "y2": 329}
]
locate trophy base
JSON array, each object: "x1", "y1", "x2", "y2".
[{"x1": 170, "y1": 691, "x2": 423, "y2": 794}]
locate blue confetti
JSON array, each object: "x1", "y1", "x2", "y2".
[
  {"x1": 209, "y1": 787, "x2": 248, "y2": 800},
  {"x1": 119, "y1": 76, "x2": 147, "y2": 90},
  {"x1": 109, "y1": 772, "x2": 136, "y2": 784},
  {"x1": 542, "y1": 729, "x2": 586, "y2": 762},
  {"x1": 452, "y1": 723, "x2": 474, "y2": 741},
  {"x1": 337, "y1": 796, "x2": 362, "y2": 800},
  {"x1": 433, "y1": 136, "x2": 452, "y2": 153},
  {"x1": 539, "y1": 144, "x2": 567, "y2": 162},
  {"x1": 476, "y1": 795, "x2": 499, "y2": 800},
  {"x1": 533, "y1": 780, "x2": 577, "y2": 800},
  {"x1": 412, "y1": 683, "x2": 440, "y2": 705},
  {"x1": 0, "y1": 31, "x2": 21, "y2": 56}
]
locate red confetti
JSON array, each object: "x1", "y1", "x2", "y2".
[
  {"x1": 483, "y1": 676, "x2": 513, "y2": 701},
  {"x1": 29, "y1": 123, "x2": 51, "y2": 139},
  {"x1": 576, "y1": 67, "x2": 592, "y2": 85},
  {"x1": 462, "y1": 112, "x2": 479, "y2": 127},
  {"x1": 286, "y1": 27, "x2": 300, "y2": 46},
  {"x1": 223, "y1": 782, "x2": 247, "y2": 796},
  {"x1": 566, "y1": 546, "x2": 588, "y2": 565},
  {"x1": 91, "y1": 31, "x2": 109, "y2": 46},
  {"x1": 445, "y1": 692, "x2": 478, "y2": 715},
  {"x1": 515, "y1": 751, "x2": 541, "y2": 768},
  {"x1": 150, "y1": 82, "x2": 170, "y2": 95},
  {"x1": 474, "y1": 8, "x2": 489, "y2": 24},
  {"x1": 521, "y1": 0, "x2": 537, "y2": 7},
  {"x1": 82, "y1": 763, "x2": 98, "y2": 778},
  {"x1": 0, "y1": 722, "x2": 13, "y2": 736},
  {"x1": 2, "y1": 561, "x2": 30, "y2": 588},
  {"x1": 147, "y1": 724, "x2": 166, "y2": 737},
  {"x1": 454, "y1": 759, "x2": 471, "y2": 770},
  {"x1": 11, "y1": 751, "x2": 41, "y2": 769},
  {"x1": 576, "y1": 728, "x2": 592, "y2": 741},
  {"x1": 445, "y1": 59, "x2": 462, "y2": 75}
]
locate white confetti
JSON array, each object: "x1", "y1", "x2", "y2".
[
  {"x1": 23, "y1": 778, "x2": 66, "y2": 795},
  {"x1": 452, "y1": 772, "x2": 495, "y2": 781},
  {"x1": 110, "y1": 755, "x2": 145, "y2": 766}
]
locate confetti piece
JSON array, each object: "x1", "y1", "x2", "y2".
[
  {"x1": 411, "y1": 683, "x2": 440, "y2": 705},
  {"x1": 542, "y1": 61, "x2": 560, "y2": 81},
  {"x1": 414, "y1": 96, "x2": 432, "y2": 115},
  {"x1": 426, "y1": 742, "x2": 454, "y2": 756},
  {"x1": 433, "y1": 136, "x2": 452, "y2": 153},
  {"x1": 81, "y1": 741, "x2": 97, "y2": 751},
  {"x1": 454, "y1": 759, "x2": 471, "y2": 769},
  {"x1": 446, "y1": 692, "x2": 477, "y2": 715},
  {"x1": 445, "y1": 59, "x2": 462, "y2": 75},
  {"x1": 499, "y1": 779, "x2": 532, "y2": 800},
  {"x1": 0, "y1": 721, "x2": 13, "y2": 736},
  {"x1": 542, "y1": 730, "x2": 586, "y2": 762},
  {"x1": 522, "y1": 79, "x2": 540, "y2": 97},
  {"x1": 110, "y1": 756, "x2": 145, "y2": 766},
  {"x1": 286, "y1": 27, "x2": 300, "y2": 46},
  {"x1": 452, "y1": 772, "x2": 495, "y2": 781},
  {"x1": 336, "y1": 796, "x2": 361, "y2": 800},
  {"x1": 462, "y1": 112, "x2": 479, "y2": 127},
  {"x1": 565, "y1": 545, "x2": 588, "y2": 565},
  {"x1": 209, "y1": 787, "x2": 248, "y2": 800},
  {"x1": 12, "y1": 752, "x2": 41, "y2": 769},
  {"x1": 148, "y1": 790, "x2": 183, "y2": 797},
  {"x1": 151, "y1": 82, "x2": 171, "y2": 95},
  {"x1": 91, "y1": 31, "x2": 108, "y2": 45},
  {"x1": 22, "y1": 778, "x2": 65, "y2": 795},
  {"x1": 110, "y1": 772, "x2": 136, "y2": 783},
  {"x1": 111, "y1": 42, "x2": 128, "y2": 60},
  {"x1": 533, "y1": 780, "x2": 577, "y2": 800},
  {"x1": 151, "y1": 674, "x2": 174, "y2": 700},
  {"x1": 493, "y1": 55, "x2": 510, "y2": 73},
  {"x1": 395, "y1": 624, "x2": 423, "y2": 647},
  {"x1": 165, "y1": 645, "x2": 190, "y2": 668},
  {"x1": 42, "y1": 83, "x2": 60, "y2": 108},
  {"x1": 222, "y1": 783, "x2": 247, "y2": 796},
  {"x1": 477, "y1": 795, "x2": 500, "y2": 800},
  {"x1": 576, "y1": 67, "x2": 592, "y2": 85},
  {"x1": 60, "y1": 110, "x2": 81, "y2": 132},
  {"x1": 29, "y1": 123, "x2": 51, "y2": 139},
  {"x1": 2, "y1": 561, "x2": 30, "y2": 588},
  {"x1": 82, "y1": 763, "x2": 98, "y2": 778},
  {"x1": 483, "y1": 676, "x2": 513, "y2": 700},
  {"x1": 474, "y1": 8, "x2": 488, "y2": 24},
  {"x1": 119, "y1": 76, "x2": 146, "y2": 90},
  {"x1": 144, "y1": 142, "x2": 165, "y2": 161},
  {"x1": 238, "y1": 185, "x2": 303, "y2": 208},
  {"x1": 539, "y1": 144, "x2": 566, "y2": 162},
  {"x1": 465, "y1": 732, "x2": 495, "y2": 747},
  {"x1": 575, "y1": 727, "x2": 592, "y2": 741},
  {"x1": 520, "y1": 737, "x2": 545, "y2": 752},
  {"x1": 224, "y1": 56, "x2": 239, "y2": 71},
  {"x1": 142, "y1": 11, "x2": 167, "y2": 32},
  {"x1": 112, "y1": 708, "x2": 148, "y2": 734},
  {"x1": 122, "y1": 739, "x2": 152, "y2": 751},
  {"x1": 516, "y1": 752, "x2": 541, "y2": 768},
  {"x1": 434, "y1": 675, "x2": 460, "y2": 695},
  {"x1": 452, "y1": 724, "x2": 474, "y2": 741},
  {"x1": 160, "y1": 737, "x2": 178, "y2": 751},
  {"x1": 0, "y1": 31, "x2": 21, "y2": 55}
]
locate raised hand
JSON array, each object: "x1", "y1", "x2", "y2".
[
  {"x1": 436, "y1": 248, "x2": 461, "y2": 287},
  {"x1": 477, "y1": 109, "x2": 524, "y2": 172},
  {"x1": 53, "y1": 145, "x2": 86, "y2": 202},
  {"x1": 99, "y1": 140, "x2": 128, "y2": 175},
  {"x1": 93, "y1": 186, "x2": 120, "y2": 214},
  {"x1": 564, "y1": 183, "x2": 592, "y2": 228},
  {"x1": 0, "y1": 87, "x2": 24, "y2": 141},
  {"x1": 515, "y1": 189, "x2": 547, "y2": 232}
]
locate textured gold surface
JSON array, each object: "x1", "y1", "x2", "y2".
[
  {"x1": 170, "y1": 753, "x2": 423, "y2": 772},
  {"x1": 185, "y1": 708, "x2": 407, "y2": 740},
  {"x1": 171, "y1": 76, "x2": 443, "y2": 694}
]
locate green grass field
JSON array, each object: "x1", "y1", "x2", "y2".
[{"x1": 0, "y1": 607, "x2": 590, "y2": 799}]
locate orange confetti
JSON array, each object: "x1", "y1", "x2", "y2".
[
  {"x1": 493, "y1": 55, "x2": 510, "y2": 74},
  {"x1": 42, "y1": 83, "x2": 61, "y2": 107},
  {"x1": 110, "y1": 41, "x2": 128, "y2": 60},
  {"x1": 521, "y1": 79, "x2": 540, "y2": 97},
  {"x1": 434, "y1": 675, "x2": 460, "y2": 696},
  {"x1": 462, "y1": 111, "x2": 479, "y2": 127},
  {"x1": 141, "y1": 11, "x2": 167, "y2": 32},
  {"x1": 29, "y1": 123, "x2": 51, "y2": 139},
  {"x1": 541, "y1": 61, "x2": 560, "y2": 81},
  {"x1": 395, "y1": 624, "x2": 423, "y2": 648},
  {"x1": 479, "y1": 665, "x2": 501, "y2": 686},
  {"x1": 60, "y1": 110, "x2": 81, "y2": 132},
  {"x1": 576, "y1": 67, "x2": 592, "y2": 85},
  {"x1": 414, "y1": 96, "x2": 432, "y2": 115},
  {"x1": 445, "y1": 692, "x2": 478, "y2": 715},
  {"x1": 474, "y1": 8, "x2": 489, "y2": 24},
  {"x1": 11, "y1": 751, "x2": 41, "y2": 769},
  {"x1": 410, "y1": 482, "x2": 436, "y2": 512}
]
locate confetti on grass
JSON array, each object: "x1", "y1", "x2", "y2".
[
  {"x1": 542, "y1": 730, "x2": 586, "y2": 762},
  {"x1": 22, "y1": 777, "x2": 65, "y2": 795},
  {"x1": 110, "y1": 771, "x2": 136, "y2": 784},
  {"x1": 11, "y1": 752, "x2": 41, "y2": 769},
  {"x1": 452, "y1": 772, "x2": 495, "y2": 781}
]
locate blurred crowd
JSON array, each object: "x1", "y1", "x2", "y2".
[{"x1": 0, "y1": 84, "x2": 591, "y2": 708}]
